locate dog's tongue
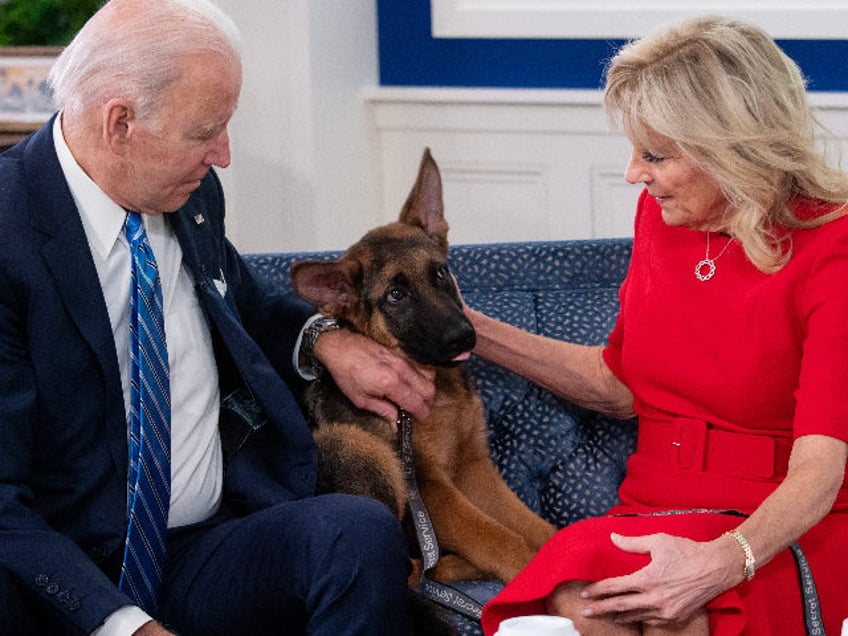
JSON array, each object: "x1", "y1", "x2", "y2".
[{"x1": 452, "y1": 351, "x2": 472, "y2": 362}]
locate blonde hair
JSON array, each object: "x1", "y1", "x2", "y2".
[
  {"x1": 48, "y1": 0, "x2": 241, "y2": 126},
  {"x1": 604, "y1": 15, "x2": 848, "y2": 272}
]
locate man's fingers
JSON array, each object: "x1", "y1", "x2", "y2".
[{"x1": 359, "y1": 397, "x2": 399, "y2": 426}]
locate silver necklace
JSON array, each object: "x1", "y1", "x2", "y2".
[{"x1": 695, "y1": 232, "x2": 735, "y2": 282}]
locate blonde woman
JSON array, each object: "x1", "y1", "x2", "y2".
[{"x1": 475, "y1": 16, "x2": 848, "y2": 636}]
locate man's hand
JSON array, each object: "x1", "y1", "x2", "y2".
[
  {"x1": 134, "y1": 620, "x2": 176, "y2": 636},
  {"x1": 315, "y1": 329, "x2": 436, "y2": 423}
]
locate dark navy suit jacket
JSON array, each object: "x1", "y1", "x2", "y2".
[{"x1": 0, "y1": 117, "x2": 318, "y2": 632}]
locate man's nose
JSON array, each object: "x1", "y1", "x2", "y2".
[{"x1": 207, "y1": 130, "x2": 231, "y2": 168}]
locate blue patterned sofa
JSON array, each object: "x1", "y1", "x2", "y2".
[{"x1": 244, "y1": 238, "x2": 638, "y2": 635}]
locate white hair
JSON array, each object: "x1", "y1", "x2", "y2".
[{"x1": 48, "y1": 0, "x2": 241, "y2": 122}]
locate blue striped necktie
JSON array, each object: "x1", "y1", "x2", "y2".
[{"x1": 119, "y1": 211, "x2": 171, "y2": 614}]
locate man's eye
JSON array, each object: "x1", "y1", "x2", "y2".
[{"x1": 191, "y1": 128, "x2": 221, "y2": 142}]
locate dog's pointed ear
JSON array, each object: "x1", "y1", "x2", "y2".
[
  {"x1": 399, "y1": 148, "x2": 449, "y2": 253},
  {"x1": 290, "y1": 260, "x2": 359, "y2": 314}
]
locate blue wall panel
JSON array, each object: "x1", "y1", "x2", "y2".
[{"x1": 378, "y1": 0, "x2": 848, "y2": 92}]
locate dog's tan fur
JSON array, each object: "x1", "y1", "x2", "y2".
[{"x1": 290, "y1": 149, "x2": 556, "y2": 584}]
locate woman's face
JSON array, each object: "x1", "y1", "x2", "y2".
[{"x1": 624, "y1": 131, "x2": 729, "y2": 231}]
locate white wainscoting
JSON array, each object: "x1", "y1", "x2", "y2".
[{"x1": 366, "y1": 88, "x2": 848, "y2": 245}]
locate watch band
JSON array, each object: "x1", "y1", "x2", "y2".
[{"x1": 300, "y1": 316, "x2": 340, "y2": 377}]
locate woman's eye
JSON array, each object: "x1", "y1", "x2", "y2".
[{"x1": 642, "y1": 151, "x2": 665, "y2": 164}]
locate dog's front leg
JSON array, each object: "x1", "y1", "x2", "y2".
[
  {"x1": 454, "y1": 456, "x2": 557, "y2": 551},
  {"x1": 418, "y1": 469, "x2": 537, "y2": 583}
]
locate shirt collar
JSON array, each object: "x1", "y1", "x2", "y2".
[{"x1": 53, "y1": 114, "x2": 128, "y2": 260}]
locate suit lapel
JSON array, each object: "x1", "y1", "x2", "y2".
[
  {"x1": 24, "y1": 118, "x2": 128, "y2": 473},
  {"x1": 170, "y1": 193, "x2": 318, "y2": 485}
]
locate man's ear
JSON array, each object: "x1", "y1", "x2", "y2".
[{"x1": 102, "y1": 98, "x2": 136, "y2": 154}]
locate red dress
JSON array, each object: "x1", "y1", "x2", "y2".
[{"x1": 481, "y1": 191, "x2": 848, "y2": 635}]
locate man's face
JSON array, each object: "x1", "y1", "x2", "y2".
[{"x1": 125, "y1": 52, "x2": 242, "y2": 214}]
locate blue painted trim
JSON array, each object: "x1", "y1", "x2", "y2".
[{"x1": 378, "y1": 0, "x2": 848, "y2": 91}]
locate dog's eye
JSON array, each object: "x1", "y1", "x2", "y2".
[
  {"x1": 387, "y1": 288, "x2": 407, "y2": 303},
  {"x1": 435, "y1": 265, "x2": 448, "y2": 285}
]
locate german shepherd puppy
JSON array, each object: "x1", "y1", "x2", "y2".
[{"x1": 290, "y1": 149, "x2": 556, "y2": 585}]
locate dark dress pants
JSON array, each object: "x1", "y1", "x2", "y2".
[{"x1": 157, "y1": 493, "x2": 412, "y2": 636}]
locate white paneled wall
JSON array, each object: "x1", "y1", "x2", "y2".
[
  {"x1": 368, "y1": 87, "x2": 644, "y2": 245},
  {"x1": 214, "y1": 0, "x2": 382, "y2": 254},
  {"x1": 366, "y1": 88, "x2": 848, "y2": 246},
  {"x1": 208, "y1": 2, "x2": 848, "y2": 253}
]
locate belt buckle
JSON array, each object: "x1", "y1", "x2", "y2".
[{"x1": 672, "y1": 418, "x2": 708, "y2": 471}]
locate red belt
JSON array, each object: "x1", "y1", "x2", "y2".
[{"x1": 637, "y1": 417, "x2": 793, "y2": 480}]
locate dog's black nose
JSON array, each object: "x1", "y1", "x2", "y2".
[{"x1": 444, "y1": 320, "x2": 476, "y2": 356}]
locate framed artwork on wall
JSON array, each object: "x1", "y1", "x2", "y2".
[{"x1": 0, "y1": 46, "x2": 59, "y2": 149}]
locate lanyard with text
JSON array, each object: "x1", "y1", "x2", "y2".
[{"x1": 398, "y1": 409, "x2": 485, "y2": 622}]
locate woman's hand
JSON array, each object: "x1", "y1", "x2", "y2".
[
  {"x1": 579, "y1": 532, "x2": 742, "y2": 626},
  {"x1": 315, "y1": 328, "x2": 436, "y2": 424}
]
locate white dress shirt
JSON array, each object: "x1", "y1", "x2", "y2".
[{"x1": 53, "y1": 116, "x2": 224, "y2": 635}]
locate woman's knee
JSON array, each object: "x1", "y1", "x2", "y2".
[
  {"x1": 643, "y1": 609, "x2": 709, "y2": 636},
  {"x1": 546, "y1": 580, "x2": 587, "y2": 619},
  {"x1": 546, "y1": 580, "x2": 640, "y2": 636}
]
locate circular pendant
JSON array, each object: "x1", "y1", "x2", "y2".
[{"x1": 695, "y1": 258, "x2": 716, "y2": 282}]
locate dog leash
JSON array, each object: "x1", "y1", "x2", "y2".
[
  {"x1": 399, "y1": 408, "x2": 439, "y2": 571},
  {"x1": 398, "y1": 408, "x2": 486, "y2": 622},
  {"x1": 789, "y1": 542, "x2": 826, "y2": 635}
]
